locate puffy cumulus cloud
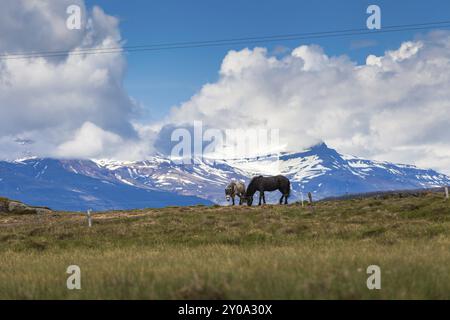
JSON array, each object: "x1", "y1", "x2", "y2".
[
  {"x1": 291, "y1": 45, "x2": 330, "y2": 71},
  {"x1": 55, "y1": 122, "x2": 154, "y2": 160},
  {"x1": 0, "y1": 0, "x2": 151, "y2": 160},
  {"x1": 164, "y1": 31, "x2": 450, "y2": 174},
  {"x1": 56, "y1": 122, "x2": 123, "y2": 159},
  {"x1": 0, "y1": 0, "x2": 85, "y2": 54}
]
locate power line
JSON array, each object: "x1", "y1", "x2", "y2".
[
  {"x1": 5, "y1": 20, "x2": 450, "y2": 59},
  {"x1": 2, "y1": 20, "x2": 450, "y2": 60},
  {"x1": 4, "y1": 19, "x2": 450, "y2": 57}
]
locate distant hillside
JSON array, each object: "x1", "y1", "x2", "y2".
[{"x1": 0, "y1": 159, "x2": 212, "y2": 211}]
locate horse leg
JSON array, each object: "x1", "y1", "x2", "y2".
[
  {"x1": 262, "y1": 192, "x2": 266, "y2": 204},
  {"x1": 279, "y1": 194, "x2": 284, "y2": 205},
  {"x1": 239, "y1": 196, "x2": 243, "y2": 205},
  {"x1": 258, "y1": 192, "x2": 262, "y2": 206},
  {"x1": 284, "y1": 194, "x2": 288, "y2": 205},
  {"x1": 232, "y1": 196, "x2": 235, "y2": 206}
]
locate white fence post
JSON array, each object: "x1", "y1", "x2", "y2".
[
  {"x1": 86, "y1": 209, "x2": 92, "y2": 227},
  {"x1": 308, "y1": 192, "x2": 313, "y2": 205},
  {"x1": 445, "y1": 186, "x2": 449, "y2": 200}
]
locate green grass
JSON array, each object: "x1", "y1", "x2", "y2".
[{"x1": 1, "y1": 192, "x2": 450, "y2": 299}]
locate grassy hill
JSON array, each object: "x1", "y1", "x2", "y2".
[{"x1": 1, "y1": 191, "x2": 450, "y2": 299}]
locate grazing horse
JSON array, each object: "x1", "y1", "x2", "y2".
[
  {"x1": 225, "y1": 181, "x2": 246, "y2": 205},
  {"x1": 243, "y1": 175, "x2": 290, "y2": 206}
]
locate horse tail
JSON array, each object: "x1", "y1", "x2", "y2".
[{"x1": 287, "y1": 179, "x2": 291, "y2": 197}]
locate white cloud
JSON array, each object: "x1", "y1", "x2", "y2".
[
  {"x1": 56, "y1": 122, "x2": 122, "y2": 158},
  {"x1": 291, "y1": 45, "x2": 329, "y2": 71},
  {"x1": 0, "y1": 0, "x2": 147, "y2": 160},
  {"x1": 164, "y1": 31, "x2": 450, "y2": 174},
  {"x1": 56, "y1": 121, "x2": 156, "y2": 160}
]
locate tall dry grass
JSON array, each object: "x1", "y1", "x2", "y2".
[{"x1": 1, "y1": 192, "x2": 449, "y2": 299}]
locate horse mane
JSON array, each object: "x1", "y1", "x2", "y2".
[
  {"x1": 246, "y1": 176, "x2": 261, "y2": 196},
  {"x1": 231, "y1": 181, "x2": 239, "y2": 188}
]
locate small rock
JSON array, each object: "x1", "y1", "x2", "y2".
[
  {"x1": 1, "y1": 198, "x2": 52, "y2": 215},
  {"x1": 34, "y1": 208, "x2": 52, "y2": 215}
]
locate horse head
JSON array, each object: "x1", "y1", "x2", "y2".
[
  {"x1": 240, "y1": 192, "x2": 254, "y2": 206},
  {"x1": 225, "y1": 182, "x2": 235, "y2": 201}
]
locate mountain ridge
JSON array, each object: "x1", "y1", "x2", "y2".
[{"x1": 1, "y1": 143, "x2": 449, "y2": 210}]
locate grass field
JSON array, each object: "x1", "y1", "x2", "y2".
[{"x1": 1, "y1": 192, "x2": 450, "y2": 299}]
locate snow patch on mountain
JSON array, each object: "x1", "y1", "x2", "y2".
[{"x1": 1, "y1": 143, "x2": 449, "y2": 209}]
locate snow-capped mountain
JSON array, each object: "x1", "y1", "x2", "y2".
[
  {"x1": 1, "y1": 143, "x2": 449, "y2": 211},
  {"x1": 0, "y1": 158, "x2": 213, "y2": 211}
]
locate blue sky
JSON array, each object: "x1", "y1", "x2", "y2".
[
  {"x1": 85, "y1": 0, "x2": 450, "y2": 121},
  {"x1": 1, "y1": 0, "x2": 450, "y2": 172}
]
